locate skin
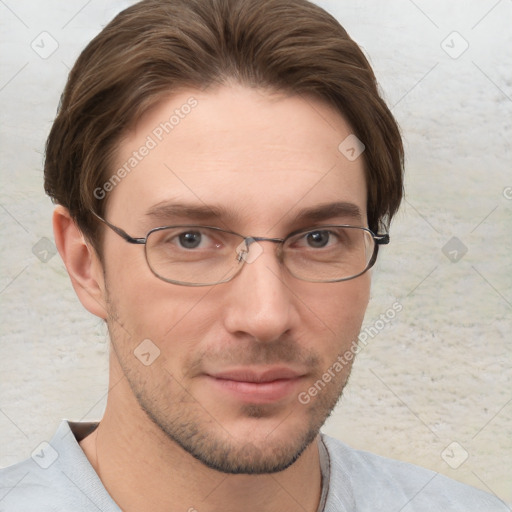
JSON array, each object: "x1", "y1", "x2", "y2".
[{"x1": 53, "y1": 83, "x2": 371, "y2": 512}]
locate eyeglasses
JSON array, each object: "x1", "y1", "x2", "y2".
[{"x1": 92, "y1": 212, "x2": 389, "y2": 286}]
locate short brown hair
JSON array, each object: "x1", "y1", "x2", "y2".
[{"x1": 44, "y1": 0, "x2": 404, "y2": 251}]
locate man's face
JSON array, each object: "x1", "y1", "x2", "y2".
[{"x1": 100, "y1": 84, "x2": 370, "y2": 473}]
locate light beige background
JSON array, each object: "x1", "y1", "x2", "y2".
[{"x1": 1, "y1": 0, "x2": 511, "y2": 505}]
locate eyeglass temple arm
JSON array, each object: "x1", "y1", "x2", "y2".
[
  {"x1": 90, "y1": 211, "x2": 146, "y2": 244},
  {"x1": 374, "y1": 233, "x2": 390, "y2": 245}
]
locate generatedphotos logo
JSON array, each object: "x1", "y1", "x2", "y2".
[
  {"x1": 94, "y1": 97, "x2": 198, "y2": 200},
  {"x1": 298, "y1": 301, "x2": 403, "y2": 405}
]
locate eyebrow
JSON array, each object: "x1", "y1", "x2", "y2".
[
  {"x1": 293, "y1": 201, "x2": 363, "y2": 223},
  {"x1": 145, "y1": 200, "x2": 363, "y2": 225},
  {"x1": 145, "y1": 201, "x2": 226, "y2": 222}
]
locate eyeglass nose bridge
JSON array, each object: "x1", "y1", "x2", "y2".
[{"x1": 235, "y1": 236, "x2": 284, "y2": 264}]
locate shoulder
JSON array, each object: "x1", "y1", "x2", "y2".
[
  {"x1": 321, "y1": 434, "x2": 509, "y2": 511},
  {"x1": 0, "y1": 457, "x2": 68, "y2": 510},
  {"x1": 0, "y1": 421, "x2": 119, "y2": 512}
]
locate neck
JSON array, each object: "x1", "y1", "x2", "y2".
[{"x1": 79, "y1": 368, "x2": 323, "y2": 512}]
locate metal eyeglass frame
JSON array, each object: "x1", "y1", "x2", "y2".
[{"x1": 91, "y1": 211, "x2": 390, "y2": 286}]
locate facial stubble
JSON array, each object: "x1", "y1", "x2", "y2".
[{"x1": 104, "y1": 289, "x2": 354, "y2": 475}]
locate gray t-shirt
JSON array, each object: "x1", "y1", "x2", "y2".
[{"x1": 0, "y1": 420, "x2": 508, "y2": 511}]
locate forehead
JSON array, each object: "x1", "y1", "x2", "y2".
[{"x1": 106, "y1": 84, "x2": 367, "y2": 231}]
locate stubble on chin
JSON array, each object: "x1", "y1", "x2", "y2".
[{"x1": 103, "y1": 288, "x2": 356, "y2": 475}]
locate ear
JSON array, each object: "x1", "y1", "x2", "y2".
[{"x1": 53, "y1": 205, "x2": 108, "y2": 319}]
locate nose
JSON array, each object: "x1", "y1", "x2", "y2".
[{"x1": 222, "y1": 241, "x2": 299, "y2": 343}]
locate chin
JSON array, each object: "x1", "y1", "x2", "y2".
[
  {"x1": 181, "y1": 422, "x2": 320, "y2": 475},
  {"x1": 139, "y1": 390, "x2": 334, "y2": 475}
]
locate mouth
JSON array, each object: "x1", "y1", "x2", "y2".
[{"x1": 205, "y1": 367, "x2": 307, "y2": 404}]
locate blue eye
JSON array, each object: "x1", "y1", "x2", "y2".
[
  {"x1": 178, "y1": 231, "x2": 202, "y2": 249},
  {"x1": 306, "y1": 231, "x2": 331, "y2": 248}
]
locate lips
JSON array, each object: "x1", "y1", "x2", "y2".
[
  {"x1": 210, "y1": 367, "x2": 303, "y2": 383},
  {"x1": 205, "y1": 367, "x2": 306, "y2": 403}
]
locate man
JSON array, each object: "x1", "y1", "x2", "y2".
[{"x1": 0, "y1": 0, "x2": 507, "y2": 510}]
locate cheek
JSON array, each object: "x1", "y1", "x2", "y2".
[
  {"x1": 313, "y1": 271, "x2": 369, "y2": 314},
  {"x1": 305, "y1": 274, "x2": 370, "y2": 352},
  {"x1": 103, "y1": 244, "x2": 211, "y2": 344},
  {"x1": 332, "y1": 275, "x2": 370, "y2": 322}
]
